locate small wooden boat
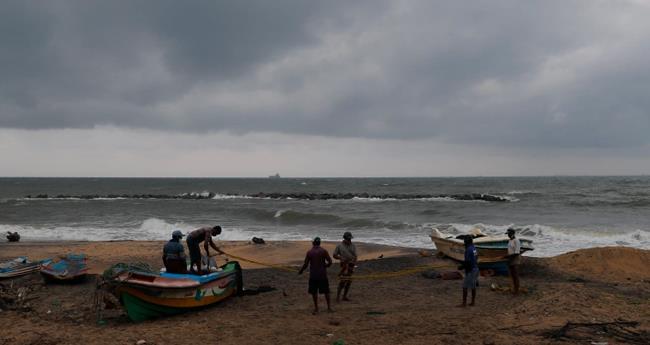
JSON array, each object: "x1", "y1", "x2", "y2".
[
  {"x1": 112, "y1": 261, "x2": 243, "y2": 322},
  {"x1": 0, "y1": 257, "x2": 51, "y2": 279},
  {"x1": 430, "y1": 228, "x2": 533, "y2": 274},
  {"x1": 40, "y1": 254, "x2": 88, "y2": 282}
]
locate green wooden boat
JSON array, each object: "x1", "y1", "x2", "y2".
[{"x1": 114, "y1": 261, "x2": 243, "y2": 322}]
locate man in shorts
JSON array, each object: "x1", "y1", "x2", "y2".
[
  {"x1": 333, "y1": 231, "x2": 357, "y2": 302},
  {"x1": 186, "y1": 225, "x2": 223, "y2": 274},
  {"x1": 460, "y1": 236, "x2": 479, "y2": 307},
  {"x1": 506, "y1": 228, "x2": 522, "y2": 294},
  {"x1": 299, "y1": 237, "x2": 333, "y2": 314}
]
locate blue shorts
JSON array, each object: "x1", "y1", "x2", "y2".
[{"x1": 463, "y1": 269, "x2": 479, "y2": 289}]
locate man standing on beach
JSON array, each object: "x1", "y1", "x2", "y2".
[
  {"x1": 460, "y1": 236, "x2": 479, "y2": 307},
  {"x1": 298, "y1": 237, "x2": 333, "y2": 314},
  {"x1": 162, "y1": 230, "x2": 187, "y2": 273},
  {"x1": 506, "y1": 228, "x2": 521, "y2": 294},
  {"x1": 186, "y1": 225, "x2": 223, "y2": 274},
  {"x1": 333, "y1": 231, "x2": 357, "y2": 302}
]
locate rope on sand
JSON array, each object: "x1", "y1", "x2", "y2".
[
  {"x1": 220, "y1": 250, "x2": 454, "y2": 280},
  {"x1": 220, "y1": 251, "x2": 298, "y2": 273}
]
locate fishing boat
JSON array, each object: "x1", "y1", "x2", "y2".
[
  {"x1": 112, "y1": 261, "x2": 243, "y2": 322},
  {"x1": 268, "y1": 173, "x2": 281, "y2": 179},
  {"x1": 0, "y1": 257, "x2": 51, "y2": 279},
  {"x1": 430, "y1": 228, "x2": 533, "y2": 274},
  {"x1": 40, "y1": 254, "x2": 88, "y2": 282}
]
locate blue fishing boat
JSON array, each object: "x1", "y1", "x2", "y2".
[
  {"x1": 0, "y1": 257, "x2": 51, "y2": 279},
  {"x1": 40, "y1": 254, "x2": 89, "y2": 282}
]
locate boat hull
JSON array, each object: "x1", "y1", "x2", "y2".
[
  {"x1": 116, "y1": 261, "x2": 243, "y2": 322},
  {"x1": 430, "y1": 235, "x2": 533, "y2": 275},
  {"x1": 0, "y1": 257, "x2": 51, "y2": 279},
  {"x1": 40, "y1": 254, "x2": 88, "y2": 283}
]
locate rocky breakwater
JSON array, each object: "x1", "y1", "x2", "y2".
[{"x1": 248, "y1": 192, "x2": 510, "y2": 202}]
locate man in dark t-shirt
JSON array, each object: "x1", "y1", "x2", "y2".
[
  {"x1": 299, "y1": 237, "x2": 333, "y2": 314},
  {"x1": 162, "y1": 230, "x2": 187, "y2": 274}
]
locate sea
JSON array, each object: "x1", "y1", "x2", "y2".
[{"x1": 1, "y1": 176, "x2": 649, "y2": 257}]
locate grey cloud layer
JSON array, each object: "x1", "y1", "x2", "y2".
[{"x1": 1, "y1": 0, "x2": 649, "y2": 148}]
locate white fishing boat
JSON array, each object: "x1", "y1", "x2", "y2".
[{"x1": 430, "y1": 228, "x2": 533, "y2": 273}]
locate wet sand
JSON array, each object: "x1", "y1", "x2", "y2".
[{"x1": 1, "y1": 241, "x2": 649, "y2": 345}]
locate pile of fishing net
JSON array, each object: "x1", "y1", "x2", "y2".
[{"x1": 101, "y1": 262, "x2": 156, "y2": 280}]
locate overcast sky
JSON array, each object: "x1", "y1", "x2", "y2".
[{"x1": 1, "y1": 0, "x2": 650, "y2": 177}]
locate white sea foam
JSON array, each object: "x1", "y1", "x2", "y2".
[
  {"x1": 212, "y1": 193, "x2": 253, "y2": 200},
  {"x1": 2, "y1": 220, "x2": 648, "y2": 258}
]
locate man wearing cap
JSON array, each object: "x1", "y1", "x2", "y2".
[
  {"x1": 460, "y1": 236, "x2": 479, "y2": 307},
  {"x1": 333, "y1": 231, "x2": 357, "y2": 302},
  {"x1": 506, "y1": 228, "x2": 521, "y2": 294},
  {"x1": 186, "y1": 225, "x2": 224, "y2": 275},
  {"x1": 162, "y1": 230, "x2": 187, "y2": 274},
  {"x1": 299, "y1": 237, "x2": 333, "y2": 314}
]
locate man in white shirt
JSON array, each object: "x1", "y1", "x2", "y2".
[
  {"x1": 506, "y1": 228, "x2": 521, "y2": 294},
  {"x1": 333, "y1": 231, "x2": 357, "y2": 302}
]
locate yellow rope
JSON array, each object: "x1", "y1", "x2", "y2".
[
  {"x1": 221, "y1": 251, "x2": 297, "y2": 272},
  {"x1": 220, "y1": 250, "x2": 455, "y2": 280}
]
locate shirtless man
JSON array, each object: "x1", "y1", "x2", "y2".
[{"x1": 186, "y1": 225, "x2": 223, "y2": 274}]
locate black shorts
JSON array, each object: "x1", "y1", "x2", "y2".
[
  {"x1": 308, "y1": 278, "x2": 330, "y2": 294},
  {"x1": 186, "y1": 236, "x2": 201, "y2": 263}
]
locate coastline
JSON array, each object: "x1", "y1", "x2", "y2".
[{"x1": 1, "y1": 241, "x2": 649, "y2": 344}]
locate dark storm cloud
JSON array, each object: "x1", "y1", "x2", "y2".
[{"x1": 1, "y1": 0, "x2": 650, "y2": 148}]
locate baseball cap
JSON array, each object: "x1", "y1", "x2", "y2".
[
  {"x1": 505, "y1": 228, "x2": 516, "y2": 234},
  {"x1": 343, "y1": 231, "x2": 353, "y2": 239},
  {"x1": 172, "y1": 230, "x2": 184, "y2": 238},
  {"x1": 313, "y1": 237, "x2": 321, "y2": 245}
]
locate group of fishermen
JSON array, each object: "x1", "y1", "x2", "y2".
[
  {"x1": 161, "y1": 226, "x2": 357, "y2": 314},
  {"x1": 162, "y1": 225, "x2": 522, "y2": 315}
]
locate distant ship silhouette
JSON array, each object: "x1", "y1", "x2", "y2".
[{"x1": 268, "y1": 173, "x2": 281, "y2": 179}]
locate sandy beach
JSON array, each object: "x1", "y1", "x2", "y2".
[{"x1": 1, "y1": 241, "x2": 649, "y2": 345}]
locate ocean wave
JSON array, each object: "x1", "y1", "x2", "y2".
[
  {"x1": 568, "y1": 198, "x2": 650, "y2": 208},
  {"x1": 435, "y1": 223, "x2": 650, "y2": 257},
  {"x1": 3, "y1": 219, "x2": 648, "y2": 258},
  {"x1": 272, "y1": 210, "x2": 342, "y2": 225}
]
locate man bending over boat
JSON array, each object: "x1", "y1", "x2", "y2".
[
  {"x1": 186, "y1": 225, "x2": 224, "y2": 275},
  {"x1": 163, "y1": 230, "x2": 188, "y2": 274},
  {"x1": 460, "y1": 236, "x2": 479, "y2": 307},
  {"x1": 333, "y1": 231, "x2": 357, "y2": 302},
  {"x1": 299, "y1": 237, "x2": 333, "y2": 314}
]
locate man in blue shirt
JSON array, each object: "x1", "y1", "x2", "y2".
[
  {"x1": 460, "y1": 236, "x2": 479, "y2": 307},
  {"x1": 163, "y1": 230, "x2": 187, "y2": 273}
]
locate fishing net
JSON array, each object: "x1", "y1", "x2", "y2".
[{"x1": 101, "y1": 262, "x2": 156, "y2": 280}]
